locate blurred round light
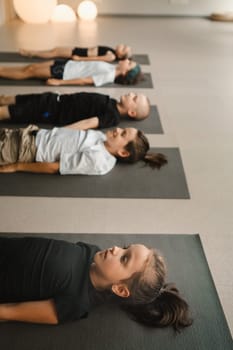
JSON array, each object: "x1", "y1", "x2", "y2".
[
  {"x1": 50, "y1": 4, "x2": 76, "y2": 22},
  {"x1": 13, "y1": 0, "x2": 57, "y2": 24},
  {"x1": 77, "y1": 1, "x2": 97, "y2": 20}
]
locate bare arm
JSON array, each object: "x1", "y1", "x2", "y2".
[
  {"x1": 65, "y1": 117, "x2": 99, "y2": 130},
  {"x1": 0, "y1": 162, "x2": 60, "y2": 174},
  {"x1": 46, "y1": 77, "x2": 94, "y2": 86},
  {"x1": 72, "y1": 52, "x2": 116, "y2": 62},
  {"x1": 0, "y1": 299, "x2": 58, "y2": 324}
]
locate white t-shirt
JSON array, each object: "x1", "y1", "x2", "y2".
[
  {"x1": 35, "y1": 128, "x2": 116, "y2": 175},
  {"x1": 63, "y1": 61, "x2": 116, "y2": 87}
]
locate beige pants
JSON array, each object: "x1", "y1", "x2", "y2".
[{"x1": 0, "y1": 124, "x2": 39, "y2": 165}]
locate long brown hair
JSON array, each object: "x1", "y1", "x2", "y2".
[
  {"x1": 117, "y1": 130, "x2": 168, "y2": 169},
  {"x1": 120, "y1": 249, "x2": 193, "y2": 331}
]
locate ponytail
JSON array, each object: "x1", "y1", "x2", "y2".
[
  {"x1": 117, "y1": 130, "x2": 168, "y2": 169},
  {"x1": 144, "y1": 152, "x2": 168, "y2": 169},
  {"x1": 122, "y1": 283, "x2": 193, "y2": 331}
]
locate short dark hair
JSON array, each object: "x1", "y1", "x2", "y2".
[{"x1": 115, "y1": 64, "x2": 143, "y2": 85}]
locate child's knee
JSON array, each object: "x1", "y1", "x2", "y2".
[{"x1": 24, "y1": 64, "x2": 36, "y2": 76}]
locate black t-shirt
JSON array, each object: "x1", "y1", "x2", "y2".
[
  {"x1": 97, "y1": 46, "x2": 116, "y2": 57},
  {"x1": 72, "y1": 46, "x2": 116, "y2": 58},
  {"x1": 58, "y1": 92, "x2": 120, "y2": 128},
  {"x1": 10, "y1": 92, "x2": 120, "y2": 129},
  {"x1": 0, "y1": 237, "x2": 100, "y2": 323}
]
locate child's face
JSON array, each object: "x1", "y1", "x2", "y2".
[
  {"x1": 105, "y1": 127, "x2": 137, "y2": 156},
  {"x1": 120, "y1": 92, "x2": 148, "y2": 117},
  {"x1": 91, "y1": 244, "x2": 151, "y2": 289},
  {"x1": 118, "y1": 59, "x2": 137, "y2": 74}
]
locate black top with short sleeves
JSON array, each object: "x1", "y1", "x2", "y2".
[
  {"x1": 72, "y1": 46, "x2": 116, "y2": 58},
  {"x1": 0, "y1": 237, "x2": 100, "y2": 323}
]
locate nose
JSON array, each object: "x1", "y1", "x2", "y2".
[
  {"x1": 129, "y1": 92, "x2": 135, "y2": 98},
  {"x1": 114, "y1": 127, "x2": 122, "y2": 136},
  {"x1": 110, "y1": 246, "x2": 120, "y2": 255}
]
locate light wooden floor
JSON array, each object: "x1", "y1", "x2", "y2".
[{"x1": 0, "y1": 16, "x2": 232, "y2": 336}]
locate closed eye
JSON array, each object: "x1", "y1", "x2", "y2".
[
  {"x1": 121, "y1": 244, "x2": 131, "y2": 264},
  {"x1": 120, "y1": 253, "x2": 129, "y2": 264}
]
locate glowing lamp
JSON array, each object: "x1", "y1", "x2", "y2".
[
  {"x1": 77, "y1": 1, "x2": 97, "y2": 20},
  {"x1": 13, "y1": 0, "x2": 57, "y2": 24},
  {"x1": 50, "y1": 4, "x2": 76, "y2": 23}
]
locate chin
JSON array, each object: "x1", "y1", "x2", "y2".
[{"x1": 120, "y1": 96, "x2": 124, "y2": 104}]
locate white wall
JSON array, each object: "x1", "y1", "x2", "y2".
[
  {"x1": 1, "y1": 0, "x2": 233, "y2": 24},
  {"x1": 0, "y1": 0, "x2": 16, "y2": 24},
  {"x1": 61, "y1": 0, "x2": 233, "y2": 16},
  {"x1": 0, "y1": 0, "x2": 7, "y2": 24}
]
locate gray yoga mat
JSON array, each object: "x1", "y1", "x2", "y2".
[
  {"x1": 0, "y1": 233, "x2": 232, "y2": 350},
  {"x1": 0, "y1": 105, "x2": 163, "y2": 134},
  {"x1": 0, "y1": 52, "x2": 150, "y2": 65},
  {"x1": 0, "y1": 148, "x2": 189, "y2": 198},
  {"x1": 132, "y1": 54, "x2": 150, "y2": 65},
  {"x1": 0, "y1": 73, "x2": 153, "y2": 88},
  {"x1": 109, "y1": 105, "x2": 163, "y2": 134}
]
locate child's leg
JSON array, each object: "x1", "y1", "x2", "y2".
[
  {"x1": 19, "y1": 47, "x2": 73, "y2": 59},
  {"x1": 0, "y1": 95, "x2": 16, "y2": 106},
  {"x1": 0, "y1": 106, "x2": 10, "y2": 120},
  {"x1": 0, "y1": 61, "x2": 54, "y2": 80}
]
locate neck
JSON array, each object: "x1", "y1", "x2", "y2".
[
  {"x1": 89, "y1": 264, "x2": 99, "y2": 290},
  {"x1": 116, "y1": 102, "x2": 127, "y2": 117},
  {"x1": 103, "y1": 141, "x2": 116, "y2": 156},
  {"x1": 115, "y1": 64, "x2": 124, "y2": 78},
  {"x1": 89, "y1": 264, "x2": 108, "y2": 291}
]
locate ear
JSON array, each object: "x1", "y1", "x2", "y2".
[
  {"x1": 127, "y1": 109, "x2": 137, "y2": 118},
  {"x1": 111, "y1": 283, "x2": 130, "y2": 298},
  {"x1": 117, "y1": 148, "x2": 130, "y2": 158}
]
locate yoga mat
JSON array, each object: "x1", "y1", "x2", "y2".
[
  {"x1": 132, "y1": 54, "x2": 150, "y2": 65},
  {"x1": 0, "y1": 52, "x2": 150, "y2": 65},
  {"x1": 110, "y1": 105, "x2": 163, "y2": 134},
  {"x1": 0, "y1": 73, "x2": 153, "y2": 88},
  {"x1": 0, "y1": 148, "x2": 189, "y2": 199},
  {"x1": 0, "y1": 105, "x2": 163, "y2": 134},
  {"x1": 0, "y1": 233, "x2": 232, "y2": 350}
]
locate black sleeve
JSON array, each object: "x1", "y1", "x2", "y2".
[
  {"x1": 97, "y1": 113, "x2": 119, "y2": 129},
  {"x1": 72, "y1": 47, "x2": 88, "y2": 56},
  {"x1": 97, "y1": 46, "x2": 116, "y2": 56},
  {"x1": 97, "y1": 100, "x2": 120, "y2": 129},
  {"x1": 53, "y1": 294, "x2": 87, "y2": 323}
]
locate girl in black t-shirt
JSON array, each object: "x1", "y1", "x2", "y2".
[
  {"x1": 19, "y1": 44, "x2": 132, "y2": 62},
  {"x1": 0, "y1": 237, "x2": 192, "y2": 331}
]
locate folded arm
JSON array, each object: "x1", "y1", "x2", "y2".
[
  {"x1": 0, "y1": 162, "x2": 60, "y2": 174},
  {"x1": 72, "y1": 52, "x2": 116, "y2": 62},
  {"x1": 0, "y1": 299, "x2": 58, "y2": 324},
  {"x1": 65, "y1": 117, "x2": 99, "y2": 130},
  {"x1": 46, "y1": 77, "x2": 94, "y2": 86}
]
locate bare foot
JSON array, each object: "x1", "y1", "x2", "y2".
[{"x1": 19, "y1": 49, "x2": 33, "y2": 57}]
